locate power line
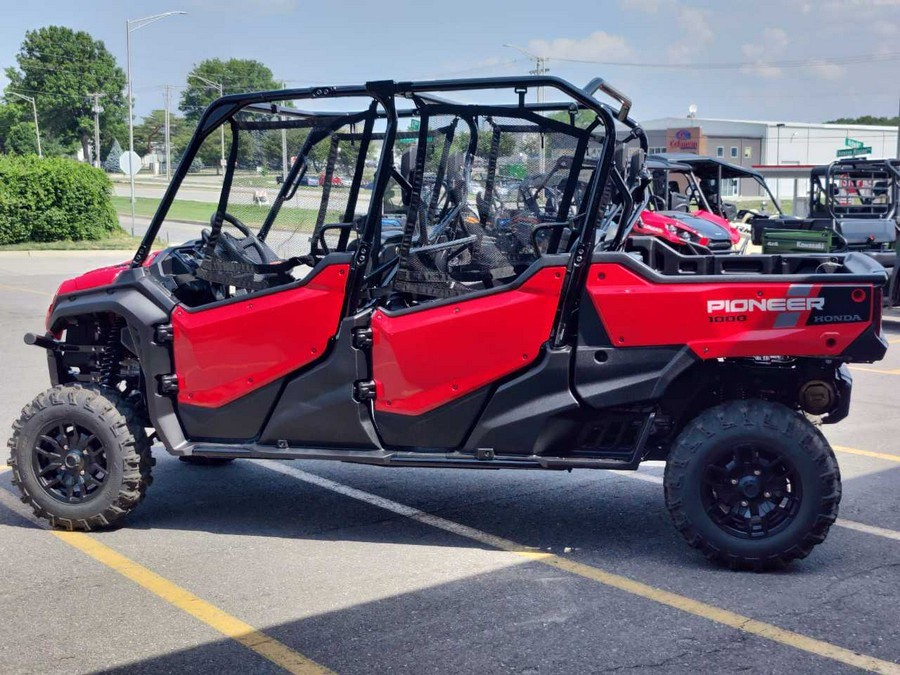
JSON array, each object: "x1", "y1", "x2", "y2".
[{"x1": 550, "y1": 50, "x2": 900, "y2": 70}]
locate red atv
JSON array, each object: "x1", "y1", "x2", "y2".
[
  {"x1": 635, "y1": 156, "x2": 744, "y2": 253},
  {"x1": 8, "y1": 77, "x2": 889, "y2": 570}
]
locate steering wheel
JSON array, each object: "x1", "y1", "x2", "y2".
[{"x1": 204, "y1": 211, "x2": 282, "y2": 270}]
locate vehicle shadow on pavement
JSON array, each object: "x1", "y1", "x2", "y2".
[{"x1": 5, "y1": 455, "x2": 897, "y2": 574}]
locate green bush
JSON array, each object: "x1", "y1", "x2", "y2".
[{"x1": 0, "y1": 155, "x2": 120, "y2": 245}]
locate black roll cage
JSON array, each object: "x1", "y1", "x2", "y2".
[
  {"x1": 810, "y1": 159, "x2": 900, "y2": 221},
  {"x1": 130, "y1": 76, "x2": 647, "y2": 340}
]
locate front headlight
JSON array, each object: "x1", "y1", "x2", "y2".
[{"x1": 666, "y1": 224, "x2": 693, "y2": 241}]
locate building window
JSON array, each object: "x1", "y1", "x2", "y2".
[
  {"x1": 730, "y1": 146, "x2": 738, "y2": 158},
  {"x1": 744, "y1": 146, "x2": 752, "y2": 159},
  {"x1": 716, "y1": 146, "x2": 724, "y2": 158},
  {"x1": 722, "y1": 178, "x2": 739, "y2": 197},
  {"x1": 649, "y1": 146, "x2": 666, "y2": 155}
]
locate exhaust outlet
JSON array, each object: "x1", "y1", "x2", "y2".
[{"x1": 799, "y1": 380, "x2": 835, "y2": 416}]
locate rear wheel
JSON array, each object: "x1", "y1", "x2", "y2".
[
  {"x1": 664, "y1": 400, "x2": 841, "y2": 570},
  {"x1": 7, "y1": 385, "x2": 153, "y2": 530}
]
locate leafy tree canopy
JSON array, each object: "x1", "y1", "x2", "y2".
[
  {"x1": 4, "y1": 26, "x2": 127, "y2": 161},
  {"x1": 179, "y1": 58, "x2": 280, "y2": 122},
  {"x1": 825, "y1": 115, "x2": 899, "y2": 126},
  {"x1": 134, "y1": 109, "x2": 193, "y2": 158}
]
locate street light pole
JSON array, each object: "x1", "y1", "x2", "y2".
[
  {"x1": 190, "y1": 74, "x2": 225, "y2": 174},
  {"x1": 8, "y1": 92, "x2": 42, "y2": 157},
  {"x1": 163, "y1": 84, "x2": 172, "y2": 182},
  {"x1": 503, "y1": 44, "x2": 549, "y2": 173},
  {"x1": 127, "y1": 11, "x2": 187, "y2": 234}
]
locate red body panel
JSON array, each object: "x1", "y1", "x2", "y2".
[
  {"x1": 371, "y1": 267, "x2": 566, "y2": 416},
  {"x1": 54, "y1": 251, "x2": 162, "y2": 296},
  {"x1": 586, "y1": 263, "x2": 871, "y2": 359},
  {"x1": 56, "y1": 264, "x2": 128, "y2": 296},
  {"x1": 172, "y1": 264, "x2": 349, "y2": 408}
]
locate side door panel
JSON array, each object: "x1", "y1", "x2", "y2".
[
  {"x1": 371, "y1": 266, "x2": 566, "y2": 446},
  {"x1": 172, "y1": 263, "x2": 350, "y2": 409}
]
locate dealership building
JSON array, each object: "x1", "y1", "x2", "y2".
[{"x1": 640, "y1": 117, "x2": 899, "y2": 203}]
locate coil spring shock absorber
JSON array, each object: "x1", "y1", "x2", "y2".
[{"x1": 97, "y1": 315, "x2": 126, "y2": 389}]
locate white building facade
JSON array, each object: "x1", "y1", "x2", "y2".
[{"x1": 641, "y1": 117, "x2": 899, "y2": 202}]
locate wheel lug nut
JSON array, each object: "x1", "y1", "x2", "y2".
[
  {"x1": 731, "y1": 479, "x2": 738, "y2": 485},
  {"x1": 740, "y1": 501, "x2": 749, "y2": 507},
  {"x1": 753, "y1": 470, "x2": 761, "y2": 476},
  {"x1": 764, "y1": 492, "x2": 771, "y2": 498}
]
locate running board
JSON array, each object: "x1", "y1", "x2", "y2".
[{"x1": 183, "y1": 444, "x2": 648, "y2": 471}]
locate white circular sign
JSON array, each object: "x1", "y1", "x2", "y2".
[{"x1": 119, "y1": 150, "x2": 142, "y2": 177}]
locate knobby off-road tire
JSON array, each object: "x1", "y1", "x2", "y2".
[
  {"x1": 7, "y1": 384, "x2": 153, "y2": 531},
  {"x1": 664, "y1": 399, "x2": 841, "y2": 571},
  {"x1": 178, "y1": 456, "x2": 235, "y2": 466}
]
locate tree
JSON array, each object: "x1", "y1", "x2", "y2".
[
  {"x1": 4, "y1": 26, "x2": 127, "y2": 162},
  {"x1": 134, "y1": 109, "x2": 193, "y2": 159},
  {"x1": 0, "y1": 103, "x2": 22, "y2": 153},
  {"x1": 5, "y1": 122, "x2": 40, "y2": 155},
  {"x1": 826, "y1": 115, "x2": 899, "y2": 126},
  {"x1": 180, "y1": 58, "x2": 280, "y2": 122},
  {"x1": 103, "y1": 138, "x2": 122, "y2": 173}
]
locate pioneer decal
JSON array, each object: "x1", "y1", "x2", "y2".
[{"x1": 707, "y1": 298, "x2": 825, "y2": 313}]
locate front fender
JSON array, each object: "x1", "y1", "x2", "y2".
[{"x1": 45, "y1": 273, "x2": 188, "y2": 453}]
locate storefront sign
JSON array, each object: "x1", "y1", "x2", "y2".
[{"x1": 666, "y1": 127, "x2": 703, "y2": 153}]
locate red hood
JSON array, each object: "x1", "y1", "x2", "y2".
[
  {"x1": 693, "y1": 210, "x2": 742, "y2": 244},
  {"x1": 48, "y1": 251, "x2": 162, "y2": 331},
  {"x1": 55, "y1": 251, "x2": 162, "y2": 297},
  {"x1": 635, "y1": 211, "x2": 708, "y2": 247}
]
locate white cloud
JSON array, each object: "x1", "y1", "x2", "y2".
[
  {"x1": 666, "y1": 7, "x2": 714, "y2": 62},
  {"x1": 740, "y1": 27, "x2": 789, "y2": 79},
  {"x1": 809, "y1": 60, "x2": 846, "y2": 81},
  {"x1": 526, "y1": 31, "x2": 633, "y2": 61}
]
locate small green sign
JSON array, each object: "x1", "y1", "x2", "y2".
[
  {"x1": 844, "y1": 137, "x2": 865, "y2": 150},
  {"x1": 836, "y1": 146, "x2": 872, "y2": 158},
  {"x1": 408, "y1": 119, "x2": 420, "y2": 132}
]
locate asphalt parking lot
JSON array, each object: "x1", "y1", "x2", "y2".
[{"x1": 0, "y1": 250, "x2": 898, "y2": 675}]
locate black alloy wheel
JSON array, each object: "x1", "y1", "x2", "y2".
[{"x1": 32, "y1": 421, "x2": 109, "y2": 504}]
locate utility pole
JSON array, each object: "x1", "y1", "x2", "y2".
[
  {"x1": 502, "y1": 44, "x2": 550, "y2": 174},
  {"x1": 164, "y1": 84, "x2": 172, "y2": 182},
  {"x1": 8, "y1": 91, "x2": 42, "y2": 157},
  {"x1": 88, "y1": 93, "x2": 105, "y2": 167},
  {"x1": 281, "y1": 81, "x2": 289, "y2": 181}
]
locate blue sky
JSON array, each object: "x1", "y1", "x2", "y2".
[{"x1": 1, "y1": 0, "x2": 899, "y2": 123}]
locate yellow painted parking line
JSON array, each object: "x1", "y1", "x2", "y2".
[
  {"x1": 0, "y1": 282, "x2": 51, "y2": 297},
  {"x1": 850, "y1": 365, "x2": 900, "y2": 375},
  {"x1": 52, "y1": 531, "x2": 332, "y2": 675},
  {"x1": 0, "y1": 479, "x2": 331, "y2": 675},
  {"x1": 888, "y1": 338, "x2": 900, "y2": 345},
  {"x1": 834, "y1": 445, "x2": 900, "y2": 463},
  {"x1": 260, "y1": 461, "x2": 900, "y2": 675}
]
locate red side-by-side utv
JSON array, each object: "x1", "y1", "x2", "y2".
[{"x1": 8, "y1": 76, "x2": 889, "y2": 569}]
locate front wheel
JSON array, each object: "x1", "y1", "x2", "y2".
[
  {"x1": 7, "y1": 385, "x2": 153, "y2": 531},
  {"x1": 664, "y1": 400, "x2": 841, "y2": 571}
]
